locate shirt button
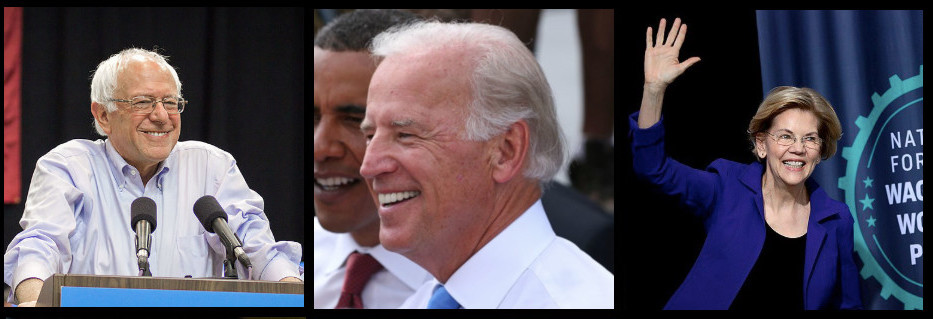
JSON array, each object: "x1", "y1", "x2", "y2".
[{"x1": 130, "y1": 171, "x2": 136, "y2": 176}]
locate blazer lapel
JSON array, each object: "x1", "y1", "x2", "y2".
[
  {"x1": 802, "y1": 180, "x2": 838, "y2": 309},
  {"x1": 739, "y1": 162, "x2": 766, "y2": 220}
]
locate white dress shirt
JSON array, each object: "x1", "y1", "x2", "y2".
[
  {"x1": 399, "y1": 199, "x2": 614, "y2": 309},
  {"x1": 313, "y1": 217, "x2": 432, "y2": 309},
  {"x1": 3, "y1": 139, "x2": 303, "y2": 303}
]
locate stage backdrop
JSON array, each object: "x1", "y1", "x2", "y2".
[{"x1": 757, "y1": 10, "x2": 923, "y2": 310}]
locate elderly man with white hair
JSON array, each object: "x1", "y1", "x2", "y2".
[
  {"x1": 359, "y1": 21, "x2": 614, "y2": 309},
  {"x1": 4, "y1": 48, "x2": 302, "y2": 307}
]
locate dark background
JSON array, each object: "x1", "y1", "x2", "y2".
[
  {"x1": 4, "y1": 8, "x2": 305, "y2": 270},
  {"x1": 617, "y1": 9, "x2": 764, "y2": 309}
]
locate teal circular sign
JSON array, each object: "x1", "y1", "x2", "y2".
[{"x1": 838, "y1": 65, "x2": 923, "y2": 310}]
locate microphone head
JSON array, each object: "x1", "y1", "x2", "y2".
[
  {"x1": 193, "y1": 195, "x2": 228, "y2": 233},
  {"x1": 130, "y1": 197, "x2": 157, "y2": 232}
]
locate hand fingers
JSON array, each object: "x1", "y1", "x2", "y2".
[
  {"x1": 673, "y1": 23, "x2": 688, "y2": 50},
  {"x1": 665, "y1": 18, "x2": 681, "y2": 46},
  {"x1": 646, "y1": 27, "x2": 653, "y2": 49},
  {"x1": 680, "y1": 57, "x2": 701, "y2": 71},
  {"x1": 655, "y1": 18, "x2": 666, "y2": 47}
]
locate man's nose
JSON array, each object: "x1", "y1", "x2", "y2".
[
  {"x1": 313, "y1": 120, "x2": 345, "y2": 163},
  {"x1": 359, "y1": 133, "x2": 394, "y2": 179},
  {"x1": 148, "y1": 102, "x2": 170, "y2": 121}
]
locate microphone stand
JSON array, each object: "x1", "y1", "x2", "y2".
[
  {"x1": 135, "y1": 221, "x2": 153, "y2": 277},
  {"x1": 223, "y1": 246, "x2": 238, "y2": 279},
  {"x1": 222, "y1": 244, "x2": 253, "y2": 280},
  {"x1": 138, "y1": 253, "x2": 152, "y2": 277},
  {"x1": 220, "y1": 230, "x2": 252, "y2": 280}
]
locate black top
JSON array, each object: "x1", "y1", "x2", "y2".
[{"x1": 730, "y1": 224, "x2": 806, "y2": 310}]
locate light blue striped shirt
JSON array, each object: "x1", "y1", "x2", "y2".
[{"x1": 4, "y1": 139, "x2": 302, "y2": 302}]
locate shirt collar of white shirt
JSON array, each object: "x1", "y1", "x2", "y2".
[
  {"x1": 440, "y1": 199, "x2": 554, "y2": 308},
  {"x1": 320, "y1": 219, "x2": 430, "y2": 291}
]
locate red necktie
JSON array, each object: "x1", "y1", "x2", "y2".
[{"x1": 335, "y1": 252, "x2": 383, "y2": 309}]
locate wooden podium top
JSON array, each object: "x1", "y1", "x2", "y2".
[{"x1": 38, "y1": 273, "x2": 303, "y2": 307}]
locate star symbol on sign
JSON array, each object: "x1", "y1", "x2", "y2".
[
  {"x1": 860, "y1": 194, "x2": 875, "y2": 211},
  {"x1": 863, "y1": 176, "x2": 874, "y2": 188},
  {"x1": 866, "y1": 215, "x2": 877, "y2": 227}
]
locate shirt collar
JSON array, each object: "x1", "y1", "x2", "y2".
[
  {"x1": 443, "y1": 199, "x2": 554, "y2": 308},
  {"x1": 326, "y1": 225, "x2": 431, "y2": 291},
  {"x1": 104, "y1": 138, "x2": 175, "y2": 188}
]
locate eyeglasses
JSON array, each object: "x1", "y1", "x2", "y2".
[
  {"x1": 766, "y1": 131, "x2": 822, "y2": 150},
  {"x1": 109, "y1": 96, "x2": 187, "y2": 114}
]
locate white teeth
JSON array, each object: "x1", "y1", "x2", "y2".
[
  {"x1": 783, "y1": 160, "x2": 804, "y2": 168},
  {"x1": 144, "y1": 131, "x2": 167, "y2": 137},
  {"x1": 316, "y1": 177, "x2": 359, "y2": 187},
  {"x1": 378, "y1": 191, "x2": 420, "y2": 206}
]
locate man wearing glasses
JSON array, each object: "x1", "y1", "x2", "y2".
[{"x1": 3, "y1": 48, "x2": 302, "y2": 307}]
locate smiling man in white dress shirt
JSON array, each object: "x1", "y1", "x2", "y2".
[{"x1": 359, "y1": 20, "x2": 614, "y2": 309}]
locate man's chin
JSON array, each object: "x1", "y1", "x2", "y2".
[
  {"x1": 142, "y1": 148, "x2": 173, "y2": 163},
  {"x1": 379, "y1": 226, "x2": 418, "y2": 255}
]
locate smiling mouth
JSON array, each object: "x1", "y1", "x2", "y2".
[
  {"x1": 142, "y1": 131, "x2": 169, "y2": 137},
  {"x1": 315, "y1": 177, "x2": 361, "y2": 191},
  {"x1": 378, "y1": 191, "x2": 421, "y2": 207},
  {"x1": 782, "y1": 160, "x2": 805, "y2": 168}
]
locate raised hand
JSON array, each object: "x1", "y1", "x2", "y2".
[
  {"x1": 644, "y1": 18, "x2": 701, "y2": 89},
  {"x1": 638, "y1": 17, "x2": 701, "y2": 128}
]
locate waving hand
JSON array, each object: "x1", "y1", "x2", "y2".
[
  {"x1": 644, "y1": 18, "x2": 701, "y2": 89},
  {"x1": 638, "y1": 18, "x2": 701, "y2": 128}
]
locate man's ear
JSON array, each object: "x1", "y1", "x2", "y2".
[
  {"x1": 490, "y1": 120, "x2": 530, "y2": 184},
  {"x1": 91, "y1": 102, "x2": 112, "y2": 135}
]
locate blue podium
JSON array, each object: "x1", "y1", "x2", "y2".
[{"x1": 36, "y1": 274, "x2": 303, "y2": 307}]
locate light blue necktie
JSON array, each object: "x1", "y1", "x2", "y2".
[{"x1": 426, "y1": 284, "x2": 461, "y2": 309}]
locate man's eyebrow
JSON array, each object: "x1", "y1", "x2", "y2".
[
  {"x1": 336, "y1": 104, "x2": 366, "y2": 114},
  {"x1": 127, "y1": 92, "x2": 179, "y2": 98},
  {"x1": 360, "y1": 118, "x2": 421, "y2": 133},
  {"x1": 360, "y1": 120, "x2": 374, "y2": 133},
  {"x1": 391, "y1": 118, "x2": 414, "y2": 128}
]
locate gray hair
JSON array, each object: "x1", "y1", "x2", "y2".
[
  {"x1": 89, "y1": 48, "x2": 182, "y2": 136},
  {"x1": 370, "y1": 21, "x2": 566, "y2": 183}
]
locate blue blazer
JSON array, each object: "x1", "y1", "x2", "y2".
[{"x1": 629, "y1": 112, "x2": 862, "y2": 310}]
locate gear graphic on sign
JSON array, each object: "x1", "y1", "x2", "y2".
[{"x1": 837, "y1": 65, "x2": 923, "y2": 310}]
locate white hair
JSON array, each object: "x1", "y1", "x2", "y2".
[
  {"x1": 89, "y1": 48, "x2": 182, "y2": 136},
  {"x1": 370, "y1": 21, "x2": 566, "y2": 183}
]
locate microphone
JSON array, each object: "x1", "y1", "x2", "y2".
[
  {"x1": 130, "y1": 197, "x2": 157, "y2": 276},
  {"x1": 193, "y1": 195, "x2": 252, "y2": 278}
]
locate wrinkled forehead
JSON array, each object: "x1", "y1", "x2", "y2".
[
  {"x1": 117, "y1": 59, "x2": 177, "y2": 92},
  {"x1": 367, "y1": 47, "x2": 476, "y2": 118}
]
